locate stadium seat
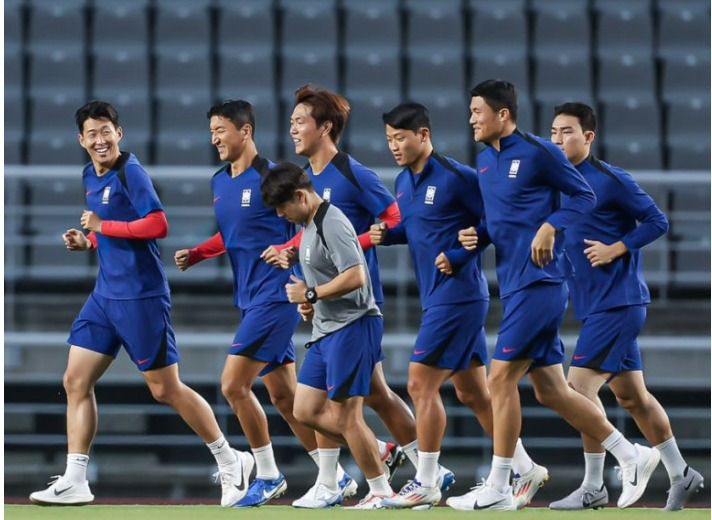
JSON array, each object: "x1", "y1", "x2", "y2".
[
  {"x1": 154, "y1": 0, "x2": 211, "y2": 54},
  {"x1": 92, "y1": 49, "x2": 150, "y2": 106},
  {"x1": 405, "y1": 0, "x2": 464, "y2": 53},
  {"x1": 471, "y1": 53, "x2": 530, "y2": 100},
  {"x1": 28, "y1": 50, "x2": 86, "y2": 102},
  {"x1": 657, "y1": 0, "x2": 711, "y2": 60},
  {"x1": 217, "y1": 49, "x2": 276, "y2": 105},
  {"x1": 594, "y1": 0, "x2": 654, "y2": 59},
  {"x1": 597, "y1": 55, "x2": 656, "y2": 103},
  {"x1": 27, "y1": 0, "x2": 86, "y2": 54},
  {"x1": 533, "y1": 52, "x2": 593, "y2": 104},
  {"x1": 155, "y1": 50, "x2": 211, "y2": 101},
  {"x1": 344, "y1": 51, "x2": 401, "y2": 101},
  {"x1": 604, "y1": 139, "x2": 663, "y2": 170},
  {"x1": 5, "y1": 51, "x2": 23, "y2": 98},
  {"x1": 344, "y1": 95, "x2": 399, "y2": 167},
  {"x1": 661, "y1": 55, "x2": 711, "y2": 105},
  {"x1": 668, "y1": 143, "x2": 711, "y2": 171},
  {"x1": 407, "y1": 53, "x2": 465, "y2": 101},
  {"x1": 215, "y1": 0, "x2": 275, "y2": 54},
  {"x1": 5, "y1": 0, "x2": 23, "y2": 55},
  {"x1": 468, "y1": 0, "x2": 528, "y2": 59},
  {"x1": 666, "y1": 99, "x2": 710, "y2": 149},
  {"x1": 28, "y1": 97, "x2": 86, "y2": 165},
  {"x1": 92, "y1": 0, "x2": 150, "y2": 53},
  {"x1": 155, "y1": 132, "x2": 213, "y2": 166},
  {"x1": 343, "y1": 0, "x2": 400, "y2": 53},
  {"x1": 279, "y1": 0, "x2": 338, "y2": 100},
  {"x1": 155, "y1": 96, "x2": 212, "y2": 165},
  {"x1": 531, "y1": 0, "x2": 590, "y2": 59}
]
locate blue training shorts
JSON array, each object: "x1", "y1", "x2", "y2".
[
  {"x1": 494, "y1": 282, "x2": 568, "y2": 369},
  {"x1": 298, "y1": 315, "x2": 384, "y2": 400},
  {"x1": 68, "y1": 292, "x2": 180, "y2": 371},
  {"x1": 411, "y1": 301, "x2": 489, "y2": 371},
  {"x1": 572, "y1": 305, "x2": 645, "y2": 376},
  {"x1": 230, "y1": 302, "x2": 299, "y2": 377}
]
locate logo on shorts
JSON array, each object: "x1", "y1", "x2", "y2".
[
  {"x1": 425, "y1": 186, "x2": 437, "y2": 205},
  {"x1": 327, "y1": 384, "x2": 335, "y2": 391},
  {"x1": 573, "y1": 355, "x2": 587, "y2": 361},
  {"x1": 502, "y1": 347, "x2": 517, "y2": 353},
  {"x1": 413, "y1": 349, "x2": 427, "y2": 355},
  {"x1": 137, "y1": 358, "x2": 151, "y2": 365},
  {"x1": 241, "y1": 189, "x2": 252, "y2": 207},
  {"x1": 508, "y1": 160, "x2": 521, "y2": 178},
  {"x1": 304, "y1": 245, "x2": 311, "y2": 264},
  {"x1": 322, "y1": 188, "x2": 331, "y2": 201},
  {"x1": 102, "y1": 186, "x2": 111, "y2": 204}
]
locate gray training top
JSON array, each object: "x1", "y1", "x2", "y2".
[{"x1": 299, "y1": 201, "x2": 382, "y2": 341}]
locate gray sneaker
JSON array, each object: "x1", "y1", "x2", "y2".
[
  {"x1": 663, "y1": 466, "x2": 704, "y2": 511},
  {"x1": 549, "y1": 485, "x2": 608, "y2": 510}
]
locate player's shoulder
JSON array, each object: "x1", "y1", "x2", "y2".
[
  {"x1": 584, "y1": 156, "x2": 629, "y2": 188},
  {"x1": 432, "y1": 152, "x2": 477, "y2": 180},
  {"x1": 515, "y1": 130, "x2": 563, "y2": 161}
]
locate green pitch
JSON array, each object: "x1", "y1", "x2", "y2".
[{"x1": 4, "y1": 505, "x2": 712, "y2": 520}]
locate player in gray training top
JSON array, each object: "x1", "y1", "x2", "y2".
[{"x1": 260, "y1": 161, "x2": 395, "y2": 509}]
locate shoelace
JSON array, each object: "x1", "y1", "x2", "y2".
[
  {"x1": 465, "y1": 478, "x2": 488, "y2": 496},
  {"x1": 213, "y1": 468, "x2": 238, "y2": 488},
  {"x1": 47, "y1": 475, "x2": 63, "y2": 486},
  {"x1": 398, "y1": 480, "x2": 419, "y2": 496}
]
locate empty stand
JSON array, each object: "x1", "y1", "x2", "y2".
[
  {"x1": 594, "y1": 0, "x2": 654, "y2": 59},
  {"x1": 597, "y1": 54, "x2": 656, "y2": 103},
  {"x1": 27, "y1": 0, "x2": 86, "y2": 54},
  {"x1": 215, "y1": 0, "x2": 275, "y2": 54},
  {"x1": 661, "y1": 55, "x2": 711, "y2": 105},
  {"x1": 154, "y1": 0, "x2": 211, "y2": 54},
  {"x1": 657, "y1": 0, "x2": 711, "y2": 60},
  {"x1": 532, "y1": 0, "x2": 591, "y2": 59},
  {"x1": 468, "y1": 0, "x2": 528, "y2": 59},
  {"x1": 92, "y1": 0, "x2": 150, "y2": 54}
]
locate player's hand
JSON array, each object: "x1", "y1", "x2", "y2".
[
  {"x1": 174, "y1": 249, "x2": 191, "y2": 271},
  {"x1": 583, "y1": 239, "x2": 627, "y2": 267},
  {"x1": 261, "y1": 245, "x2": 298, "y2": 269},
  {"x1": 435, "y1": 252, "x2": 453, "y2": 275},
  {"x1": 80, "y1": 210, "x2": 102, "y2": 232},
  {"x1": 62, "y1": 229, "x2": 91, "y2": 251},
  {"x1": 297, "y1": 302, "x2": 314, "y2": 322},
  {"x1": 285, "y1": 274, "x2": 308, "y2": 304},
  {"x1": 369, "y1": 222, "x2": 388, "y2": 245},
  {"x1": 458, "y1": 227, "x2": 478, "y2": 250},
  {"x1": 531, "y1": 222, "x2": 556, "y2": 267}
]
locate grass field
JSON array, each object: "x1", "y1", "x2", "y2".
[{"x1": 4, "y1": 505, "x2": 711, "y2": 520}]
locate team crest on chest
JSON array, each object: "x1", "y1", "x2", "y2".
[
  {"x1": 102, "y1": 186, "x2": 111, "y2": 204},
  {"x1": 304, "y1": 245, "x2": 311, "y2": 264},
  {"x1": 241, "y1": 189, "x2": 252, "y2": 207},
  {"x1": 322, "y1": 188, "x2": 331, "y2": 201},
  {"x1": 508, "y1": 160, "x2": 521, "y2": 179},
  {"x1": 424, "y1": 186, "x2": 437, "y2": 205}
]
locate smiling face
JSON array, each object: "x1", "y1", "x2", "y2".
[
  {"x1": 290, "y1": 103, "x2": 329, "y2": 157},
  {"x1": 468, "y1": 96, "x2": 507, "y2": 144},
  {"x1": 551, "y1": 113, "x2": 593, "y2": 166},
  {"x1": 210, "y1": 115, "x2": 250, "y2": 163},
  {"x1": 78, "y1": 117, "x2": 122, "y2": 174}
]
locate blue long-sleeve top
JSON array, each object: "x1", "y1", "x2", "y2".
[
  {"x1": 384, "y1": 152, "x2": 489, "y2": 309},
  {"x1": 563, "y1": 156, "x2": 668, "y2": 319},
  {"x1": 476, "y1": 129, "x2": 596, "y2": 297}
]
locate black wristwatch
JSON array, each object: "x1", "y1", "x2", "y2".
[{"x1": 305, "y1": 286, "x2": 318, "y2": 304}]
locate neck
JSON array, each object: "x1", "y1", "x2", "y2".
[
  {"x1": 304, "y1": 193, "x2": 324, "y2": 226},
  {"x1": 410, "y1": 145, "x2": 434, "y2": 174},
  {"x1": 490, "y1": 123, "x2": 517, "y2": 152},
  {"x1": 572, "y1": 151, "x2": 590, "y2": 167},
  {"x1": 94, "y1": 152, "x2": 121, "y2": 176},
  {"x1": 308, "y1": 144, "x2": 339, "y2": 175},
  {"x1": 229, "y1": 145, "x2": 258, "y2": 177}
]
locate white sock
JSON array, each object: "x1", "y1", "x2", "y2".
[
  {"x1": 65, "y1": 453, "x2": 89, "y2": 483},
  {"x1": 317, "y1": 448, "x2": 340, "y2": 490},
  {"x1": 311, "y1": 447, "x2": 345, "y2": 482},
  {"x1": 367, "y1": 474, "x2": 393, "y2": 497},
  {"x1": 377, "y1": 439, "x2": 388, "y2": 459},
  {"x1": 601, "y1": 430, "x2": 637, "y2": 465},
  {"x1": 581, "y1": 452, "x2": 606, "y2": 490},
  {"x1": 253, "y1": 443, "x2": 279, "y2": 480},
  {"x1": 415, "y1": 451, "x2": 439, "y2": 488},
  {"x1": 309, "y1": 448, "x2": 320, "y2": 466},
  {"x1": 487, "y1": 456, "x2": 513, "y2": 493},
  {"x1": 656, "y1": 436, "x2": 687, "y2": 483},
  {"x1": 207, "y1": 435, "x2": 238, "y2": 466},
  {"x1": 402, "y1": 439, "x2": 419, "y2": 470},
  {"x1": 512, "y1": 438, "x2": 534, "y2": 476}
]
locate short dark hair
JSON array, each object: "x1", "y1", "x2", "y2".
[
  {"x1": 207, "y1": 100, "x2": 256, "y2": 134},
  {"x1": 260, "y1": 162, "x2": 315, "y2": 208},
  {"x1": 469, "y1": 79, "x2": 518, "y2": 122},
  {"x1": 294, "y1": 84, "x2": 350, "y2": 144},
  {"x1": 382, "y1": 102, "x2": 431, "y2": 132},
  {"x1": 75, "y1": 101, "x2": 120, "y2": 133},
  {"x1": 554, "y1": 102, "x2": 597, "y2": 133}
]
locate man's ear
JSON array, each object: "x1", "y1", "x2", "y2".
[{"x1": 584, "y1": 130, "x2": 596, "y2": 146}]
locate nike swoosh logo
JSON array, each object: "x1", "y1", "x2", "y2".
[
  {"x1": 396, "y1": 192, "x2": 405, "y2": 198},
  {"x1": 235, "y1": 478, "x2": 247, "y2": 493},
  {"x1": 684, "y1": 480, "x2": 694, "y2": 490},
  {"x1": 231, "y1": 343, "x2": 242, "y2": 347},
  {"x1": 54, "y1": 486, "x2": 73, "y2": 496},
  {"x1": 473, "y1": 498, "x2": 505, "y2": 509},
  {"x1": 327, "y1": 384, "x2": 335, "y2": 391},
  {"x1": 214, "y1": 196, "x2": 221, "y2": 202},
  {"x1": 502, "y1": 347, "x2": 517, "y2": 353},
  {"x1": 86, "y1": 191, "x2": 92, "y2": 196},
  {"x1": 137, "y1": 358, "x2": 151, "y2": 365},
  {"x1": 413, "y1": 349, "x2": 427, "y2": 355},
  {"x1": 479, "y1": 166, "x2": 489, "y2": 174},
  {"x1": 573, "y1": 355, "x2": 587, "y2": 360},
  {"x1": 629, "y1": 467, "x2": 638, "y2": 486}
]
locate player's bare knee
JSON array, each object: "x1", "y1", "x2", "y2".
[
  {"x1": 62, "y1": 371, "x2": 92, "y2": 396},
  {"x1": 269, "y1": 389, "x2": 293, "y2": 415},
  {"x1": 615, "y1": 393, "x2": 642, "y2": 415},
  {"x1": 148, "y1": 383, "x2": 172, "y2": 405},
  {"x1": 221, "y1": 379, "x2": 250, "y2": 404}
]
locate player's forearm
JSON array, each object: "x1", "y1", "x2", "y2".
[
  {"x1": 275, "y1": 228, "x2": 303, "y2": 252},
  {"x1": 621, "y1": 207, "x2": 669, "y2": 252},
  {"x1": 313, "y1": 264, "x2": 366, "y2": 300},
  {"x1": 100, "y1": 211, "x2": 168, "y2": 240},
  {"x1": 188, "y1": 232, "x2": 226, "y2": 265}
]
